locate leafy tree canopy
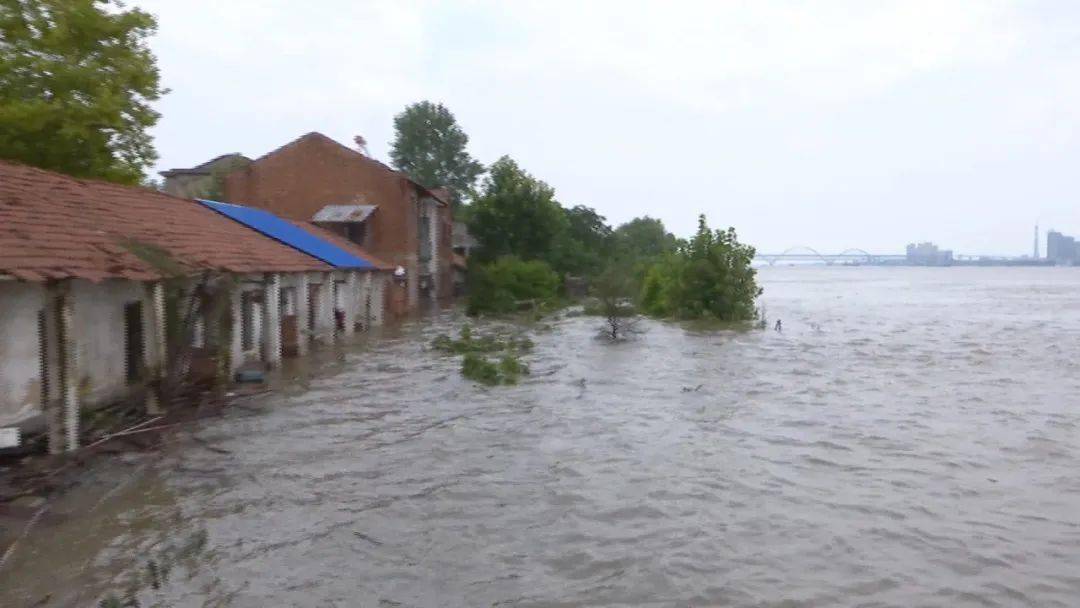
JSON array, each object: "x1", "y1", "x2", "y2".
[
  {"x1": 468, "y1": 156, "x2": 568, "y2": 267},
  {"x1": 640, "y1": 215, "x2": 761, "y2": 321},
  {"x1": 390, "y1": 100, "x2": 484, "y2": 204},
  {"x1": 0, "y1": 0, "x2": 165, "y2": 184},
  {"x1": 466, "y1": 256, "x2": 560, "y2": 316},
  {"x1": 614, "y1": 216, "x2": 679, "y2": 260},
  {"x1": 552, "y1": 205, "x2": 615, "y2": 277}
]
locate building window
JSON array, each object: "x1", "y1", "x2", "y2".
[
  {"x1": 346, "y1": 222, "x2": 366, "y2": 246},
  {"x1": 38, "y1": 309, "x2": 50, "y2": 405},
  {"x1": 124, "y1": 301, "x2": 145, "y2": 385},
  {"x1": 240, "y1": 292, "x2": 256, "y2": 351}
]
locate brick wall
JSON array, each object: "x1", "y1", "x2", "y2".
[{"x1": 223, "y1": 133, "x2": 427, "y2": 306}]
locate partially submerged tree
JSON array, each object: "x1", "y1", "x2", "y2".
[
  {"x1": 466, "y1": 256, "x2": 560, "y2": 315},
  {"x1": 612, "y1": 216, "x2": 680, "y2": 292},
  {"x1": 390, "y1": 101, "x2": 484, "y2": 205},
  {"x1": 591, "y1": 265, "x2": 640, "y2": 340},
  {"x1": 640, "y1": 215, "x2": 761, "y2": 321},
  {"x1": 0, "y1": 0, "x2": 166, "y2": 184}
]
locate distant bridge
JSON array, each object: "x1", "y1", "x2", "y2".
[{"x1": 755, "y1": 246, "x2": 906, "y2": 266}]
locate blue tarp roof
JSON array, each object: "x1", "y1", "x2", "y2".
[{"x1": 197, "y1": 200, "x2": 375, "y2": 269}]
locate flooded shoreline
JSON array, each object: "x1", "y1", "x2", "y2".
[{"x1": 3, "y1": 267, "x2": 1080, "y2": 607}]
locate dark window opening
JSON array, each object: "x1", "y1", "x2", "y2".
[
  {"x1": 124, "y1": 301, "x2": 145, "y2": 385},
  {"x1": 38, "y1": 309, "x2": 49, "y2": 405},
  {"x1": 56, "y1": 297, "x2": 67, "y2": 396},
  {"x1": 240, "y1": 292, "x2": 256, "y2": 351},
  {"x1": 419, "y1": 214, "x2": 432, "y2": 262},
  {"x1": 346, "y1": 222, "x2": 366, "y2": 246},
  {"x1": 307, "y1": 285, "x2": 319, "y2": 333}
]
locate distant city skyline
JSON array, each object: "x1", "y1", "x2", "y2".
[{"x1": 136, "y1": 0, "x2": 1080, "y2": 253}]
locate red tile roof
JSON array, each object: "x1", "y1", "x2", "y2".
[
  {"x1": 291, "y1": 221, "x2": 394, "y2": 271},
  {"x1": 0, "y1": 160, "x2": 334, "y2": 282}
]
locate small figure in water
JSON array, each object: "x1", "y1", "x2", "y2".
[{"x1": 775, "y1": 319, "x2": 783, "y2": 332}]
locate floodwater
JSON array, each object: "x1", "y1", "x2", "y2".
[{"x1": 3, "y1": 266, "x2": 1080, "y2": 607}]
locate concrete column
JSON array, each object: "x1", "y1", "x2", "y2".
[
  {"x1": 44, "y1": 284, "x2": 63, "y2": 455},
  {"x1": 370, "y1": 274, "x2": 385, "y2": 327},
  {"x1": 360, "y1": 272, "x2": 373, "y2": 330},
  {"x1": 145, "y1": 281, "x2": 166, "y2": 415},
  {"x1": 428, "y1": 208, "x2": 439, "y2": 302},
  {"x1": 263, "y1": 273, "x2": 282, "y2": 367},
  {"x1": 296, "y1": 274, "x2": 310, "y2": 356},
  {"x1": 58, "y1": 281, "x2": 79, "y2": 452},
  {"x1": 317, "y1": 273, "x2": 334, "y2": 342},
  {"x1": 229, "y1": 287, "x2": 242, "y2": 376},
  {"x1": 343, "y1": 272, "x2": 358, "y2": 337}
]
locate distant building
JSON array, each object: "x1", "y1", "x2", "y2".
[
  {"x1": 1047, "y1": 230, "x2": 1079, "y2": 265},
  {"x1": 905, "y1": 242, "x2": 953, "y2": 266},
  {"x1": 221, "y1": 133, "x2": 453, "y2": 312},
  {"x1": 160, "y1": 153, "x2": 251, "y2": 199}
]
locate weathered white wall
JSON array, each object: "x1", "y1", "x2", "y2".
[
  {"x1": 71, "y1": 279, "x2": 155, "y2": 406},
  {"x1": 0, "y1": 282, "x2": 46, "y2": 427},
  {"x1": 1, "y1": 279, "x2": 164, "y2": 432}
]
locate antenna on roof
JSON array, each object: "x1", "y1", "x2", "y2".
[{"x1": 353, "y1": 135, "x2": 369, "y2": 156}]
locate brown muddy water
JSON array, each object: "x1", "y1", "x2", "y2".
[{"x1": 2, "y1": 266, "x2": 1080, "y2": 607}]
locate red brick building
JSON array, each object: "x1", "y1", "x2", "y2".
[{"x1": 217, "y1": 132, "x2": 454, "y2": 313}]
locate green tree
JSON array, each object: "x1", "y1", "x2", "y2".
[
  {"x1": 614, "y1": 216, "x2": 678, "y2": 260},
  {"x1": 590, "y1": 262, "x2": 639, "y2": 340},
  {"x1": 469, "y1": 156, "x2": 568, "y2": 266},
  {"x1": 610, "y1": 216, "x2": 679, "y2": 291},
  {"x1": 0, "y1": 0, "x2": 166, "y2": 184},
  {"x1": 640, "y1": 215, "x2": 761, "y2": 321},
  {"x1": 552, "y1": 205, "x2": 615, "y2": 276},
  {"x1": 390, "y1": 101, "x2": 484, "y2": 204},
  {"x1": 466, "y1": 256, "x2": 560, "y2": 316}
]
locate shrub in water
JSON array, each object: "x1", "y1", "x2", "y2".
[
  {"x1": 432, "y1": 326, "x2": 534, "y2": 355},
  {"x1": 466, "y1": 256, "x2": 560, "y2": 315},
  {"x1": 462, "y1": 352, "x2": 501, "y2": 386}
]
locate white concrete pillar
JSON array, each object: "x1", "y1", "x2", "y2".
[
  {"x1": 361, "y1": 272, "x2": 373, "y2": 330},
  {"x1": 43, "y1": 284, "x2": 63, "y2": 455},
  {"x1": 263, "y1": 273, "x2": 282, "y2": 367},
  {"x1": 343, "y1": 272, "x2": 358, "y2": 337},
  {"x1": 428, "y1": 206, "x2": 439, "y2": 302},
  {"x1": 296, "y1": 274, "x2": 310, "y2": 356},
  {"x1": 58, "y1": 282, "x2": 79, "y2": 452},
  {"x1": 317, "y1": 273, "x2": 334, "y2": 341},
  {"x1": 145, "y1": 281, "x2": 166, "y2": 414}
]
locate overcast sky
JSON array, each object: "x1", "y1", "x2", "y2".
[{"x1": 136, "y1": 0, "x2": 1080, "y2": 255}]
